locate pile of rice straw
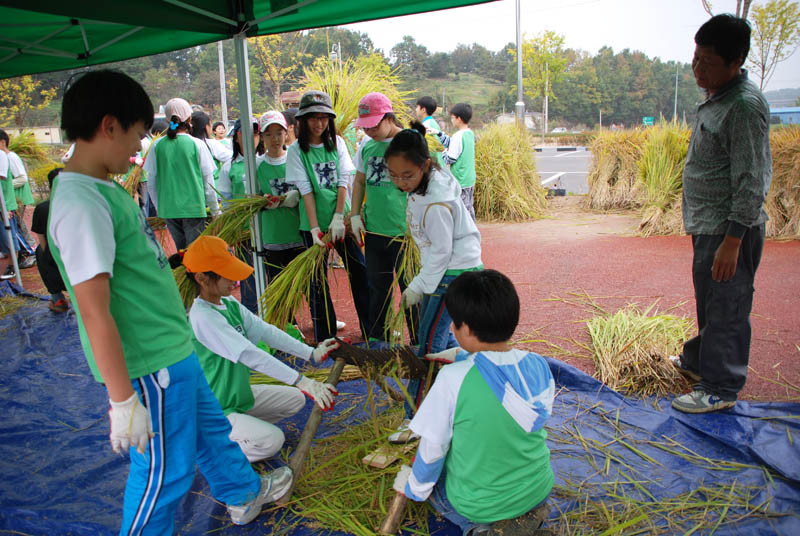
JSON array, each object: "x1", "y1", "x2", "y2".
[
  {"x1": 765, "y1": 126, "x2": 800, "y2": 239},
  {"x1": 585, "y1": 129, "x2": 647, "y2": 211}
]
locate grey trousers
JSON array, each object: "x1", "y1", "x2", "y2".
[
  {"x1": 165, "y1": 217, "x2": 206, "y2": 250},
  {"x1": 681, "y1": 225, "x2": 765, "y2": 400},
  {"x1": 460, "y1": 186, "x2": 475, "y2": 221}
]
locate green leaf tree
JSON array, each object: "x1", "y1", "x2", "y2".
[
  {"x1": 0, "y1": 75, "x2": 57, "y2": 127},
  {"x1": 509, "y1": 31, "x2": 567, "y2": 106},
  {"x1": 747, "y1": 0, "x2": 800, "y2": 90}
]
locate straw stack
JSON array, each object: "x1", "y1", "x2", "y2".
[
  {"x1": 585, "y1": 129, "x2": 647, "y2": 210},
  {"x1": 765, "y1": 126, "x2": 800, "y2": 239}
]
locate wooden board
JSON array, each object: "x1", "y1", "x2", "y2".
[{"x1": 362, "y1": 442, "x2": 418, "y2": 469}]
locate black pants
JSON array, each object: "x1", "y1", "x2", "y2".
[
  {"x1": 364, "y1": 232, "x2": 419, "y2": 343},
  {"x1": 165, "y1": 217, "x2": 206, "y2": 250},
  {"x1": 35, "y1": 245, "x2": 66, "y2": 295},
  {"x1": 300, "y1": 231, "x2": 371, "y2": 342},
  {"x1": 681, "y1": 225, "x2": 764, "y2": 400},
  {"x1": 236, "y1": 242, "x2": 257, "y2": 314},
  {"x1": 263, "y1": 246, "x2": 305, "y2": 283}
]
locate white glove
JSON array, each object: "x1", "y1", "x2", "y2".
[
  {"x1": 310, "y1": 227, "x2": 328, "y2": 248},
  {"x1": 424, "y1": 347, "x2": 460, "y2": 364},
  {"x1": 350, "y1": 214, "x2": 366, "y2": 246},
  {"x1": 330, "y1": 213, "x2": 346, "y2": 243},
  {"x1": 281, "y1": 189, "x2": 300, "y2": 208},
  {"x1": 402, "y1": 287, "x2": 422, "y2": 309},
  {"x1": 109, "y1": 392, "x2": 153, "y2": 454},
  {"x1": 392, "y1": 464, "x2": 412, "y2": 495},
  {"x1": 311, "y1": 338, "x2": 339, "y2": 364},
  {"x1": 296, "y1": 376, "x2": 337, "y2": 410},
  {"x1": 134, "y1": 156, "x2": 144, "y2": 167},
  {"x1": 263, "y1": 194, "x2": 281, "y2": 209},
  {"x1": 426, "y1": 128, "x2": 440, "y2": 136}
]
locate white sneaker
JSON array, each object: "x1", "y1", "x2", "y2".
[
  {"x1": 388, "y1": 419, "x2": 420, "y2": 444},
  {"x1": 336, "y1": 320, "x2": 346, "y2": 330},
  {"x1": 227, "y1": 466, "x2": 293, "y2": 525}
]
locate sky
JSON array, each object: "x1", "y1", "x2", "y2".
[{"x1": 347, "y1": 0, "x2": 800, "y2": 93}]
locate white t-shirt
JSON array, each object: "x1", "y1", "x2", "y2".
[
  {"x1": 205, "y1": 138, "x2": 233, "y2": 164},
  {"x1": 444, "y1": 129, "x2": 467, "y2": 162},
  {"x1": 8, "y1": 152, "x2": 27, "y2": 182},
  {"x1": 0, "y1": 151, "x2": 9, "y2": 179},
  {"x1": 189, "y1": 296, "x2": 313, "y2": 385},
  {"x1": 285, "y1": 136, "x2": 355, "y2": 196}
]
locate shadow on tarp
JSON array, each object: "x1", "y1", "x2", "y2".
[{"x1": 0, "y1": 298, "x2": 798, "y2": 535}]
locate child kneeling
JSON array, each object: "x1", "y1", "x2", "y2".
[
  {"x1": 393, "y1": 270, "x2": 555, "y2": 535},
  {"x1": 171, "y1": 236, "x2": 339, "y2": 462}
]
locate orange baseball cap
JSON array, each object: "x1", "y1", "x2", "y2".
[{"x1": 182, "y1": 236, "x2": 254, "y2": 281}]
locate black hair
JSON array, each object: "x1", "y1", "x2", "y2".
[
  {"x1": 166, "y1": 115, "x2": 190, "y2": 140},
  {"x1": 167, "y1": 253, "x2": 220, "y2": 294},
  {"x1": 445, "y1": 269, "x2": 520, "y2": 343},
  {"x1": 61, "y1": 70, "x2": 154, "y2": 142},
  {"x1": 0, "y1": 129, "x2": 8, "y2": 145},
  {"x1": 47, "y1": 167, "x2": 63, "y2": 190},
  {"x1": 450, "y1": 102, "x2": 473, "y2": 124},
  {"x1": 190, "y1": 111, "x2": 211, "y2": 140},
  {"x1": 232, "y1": 121, "x2": 264, "y2": 159},
  {"x1": 151, "y1": 119, "x2": 168, "y2": 136},
  {"x1": 282, "y1": 108, "x2": 299, "y2": 130},
  {"x1": 212, "y1": 121, "x2": 225, "y2": 132},
  {"x1": 384, "y1": 121, "x2": 440, "y2": 196},
  {"x1": 381, "y1": 112, "x2": 402, "y2": 127},
  {"x1": 416, "y1": 96, "x2": 437, "y2": 116},
  {"x1": 695, "y1": 14, "x2": 751, "y2": 66},
  {"x1": 297, "y1": 113, "x2": 337, "y2": 152}
]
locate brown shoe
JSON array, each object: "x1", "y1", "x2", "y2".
[{"x1": 49, "y1": 299, "x2": 68, "y2": 313}]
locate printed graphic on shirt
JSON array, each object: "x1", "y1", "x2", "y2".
[
  {"x1": 271, "y1": 178, "x2": 292, "y2": 195},
  {"x1": 366, "y1": 156, "x2": 389, "y2": 186},
  {"x1": 313, "y1": 161, "x2": 338, "y2": 190},
  {"x1": 138, "y1": 209, "x2": 168, "y2": 269}
]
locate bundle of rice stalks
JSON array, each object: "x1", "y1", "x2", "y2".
[
  {"x1": 283, "y1": 405, "x2": 433, "y2": 536},
  {"x1": 8, "y1": 130, "x2": 48, "y2": 164},
  {"x1": 765, "y1": 126, "x2": 800, "y2": 239},
  {"x1": 383, "y1": 232, "x2": 420, "y2": 345},
  {"x1": 203, "y1": 194, "x2": 281, "y2": 247},
  {"x1": 585, "y1": 129, "x2": 647, "y2": 210},
  {"x1": 123, "y1": 132, "x2": 162, "y2": 196},
  {"x1": 259, "y1": 243, "x2": 328, "y2": 327},
  {"x1": 298, "y1": 56, "x2": 413, "y2": 151},
  {"x1": 638, "y1": 121, "x2": 691, "y2": 236},
  {"x1": 586, "y1": 303, "x2": 694, "y2": 397},
  {"x1": 474, "y1": 122, "x2": 547, "y2": 222}
]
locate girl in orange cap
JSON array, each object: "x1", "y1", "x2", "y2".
[{"x1": 170, "y1": 236, "x2": 339, "y2": 462}]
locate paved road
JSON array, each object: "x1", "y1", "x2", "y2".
[{"x1": 535, "y1": 147, "x2": 592, "y2": 194}]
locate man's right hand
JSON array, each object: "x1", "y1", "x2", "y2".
[{"x1": 109, "y1": 392, "x2": 153, "y2": 454}]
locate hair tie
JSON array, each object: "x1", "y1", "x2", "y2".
[{"x1": 170, "y1": 121, "x2": 180, "y2": 131}]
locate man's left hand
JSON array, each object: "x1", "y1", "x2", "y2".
[{"x1": 712, "y1": 235, "x2": 741, "y2": 282}]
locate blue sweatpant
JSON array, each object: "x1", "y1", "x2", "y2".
[{"x1": 120, "y1": 353, "x2": 260, "y2": 535}]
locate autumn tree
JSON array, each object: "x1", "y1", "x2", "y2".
[
  {"x1": 251, "y1": 32, "x2": 310, "y2": 99},
  {"x1": 510, "y1": 31, "x2": 567, "y2": 106},
  {"x1": 747, "y1": 0, "x2": 800, "y2": 90},
  {"x1": 0, "y1": 76, "x2": 57, "y2": 127}
]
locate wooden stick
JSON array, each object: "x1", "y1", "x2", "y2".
[
  {"x1": 378, "y1": 492, "x2": 408, "y2": 535},
  {"x1": 276, "y1": 357, "x2": 346, "y2": 506}
]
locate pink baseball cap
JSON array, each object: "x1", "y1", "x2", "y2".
[
  {"x1": 355, "y1": 92, "x2": 393, "y2": 128},
  {"x1": 259, "y1": 110, "x2": 287, "y2": 132}
]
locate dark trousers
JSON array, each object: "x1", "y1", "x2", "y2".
[
  {"x1": 364, "y1": 232, "x2": 419, "y2": 343},
  {"x1": 236, "y1": 242, "x2": 258, "y2": 314},
  {"x1": 263, "y1": 246, "x2": 305, "y2": 283},
  {"x1": 165, "y1": 217, "x2": 206, "y2": 251},
  {"x1": 300, "y1": 231, "x2": 371, "y2": 343},
  {"x1": 35, "y1": 245, "x2": 66, "y2": 295},
  {"x1": 681, "y1": 225, "x2": 765, "y2": 400}
]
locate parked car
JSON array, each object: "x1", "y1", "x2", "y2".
[{"x1": 551, "y1": 127, "x2": 567, "y2": 133}]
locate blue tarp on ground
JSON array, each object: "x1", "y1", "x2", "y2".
[{"x1": 1, "y1": 291, "x2": 799, "y2": 535}]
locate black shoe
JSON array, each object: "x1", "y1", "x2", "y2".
[
  {"x1": 18, "y1": 255, "x2": 36, "y2": 269},
  {"x1": 1, "y1": 265, "x2": 15, "y2": 280}
]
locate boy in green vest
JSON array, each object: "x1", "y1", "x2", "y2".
[
  {"x1": 393, "y1": 269, "x2": 554, "y2": 535},
  {"x1": 48, "y1": 70, "x2": 290, "y2": 534},
  {"x1": 432, "y1": 102, "x2": 477, "y2": 221}
]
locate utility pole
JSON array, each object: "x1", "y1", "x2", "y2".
[
  {"x1": 514, "y1": 0, "x2": 525, "y2": 127},
  {"x1": 218, "y1": 41, "x2": 228, "y2": 127},
  {"x1": 673, "y1": 63, "x2": 679, "y2": 122}
]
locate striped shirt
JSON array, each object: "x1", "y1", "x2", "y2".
[{"x1": 682, "y1": 71, "x2": 771, "y2": 238}]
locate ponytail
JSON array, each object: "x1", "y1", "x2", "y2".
[
  {"x1": 385, "y1": 121, "x2": 439, "y2": 196},
  {"x1": 166, "y1": 115, "x2": 189, "y2": 140},
  {"x1": 168, "y1": 251, "x2": 220, "y2": 296}
]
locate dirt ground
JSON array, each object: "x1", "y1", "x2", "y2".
[{"x1": 6, "y1": 196, "x2": 799, "y2": 401}]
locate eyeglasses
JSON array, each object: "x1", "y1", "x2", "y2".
[{"x1": 388, "y1": 167, "x2": 423, "y2": 183}]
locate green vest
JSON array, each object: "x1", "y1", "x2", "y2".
[
  {"x1": 228, "y1": 159, "x2": 247, "y2": 198},
  {"x1": 48, "y1": 175, "x2": 194, "y2": 382},
  {"x1": 451, "y1": 130, "x2": 476, "y2": 188},
  {"x1": 10, "y1": 160, "x2": 34, "y2": 206},
  {"x1": 192, "y1": 298, "x2": 255, "y2": 416},
  {"x1": 154, "y1": 135, "x2": 207, "y2": 218},
  {"x1": 2, "y1": 168, "x2": 17, "y2": 211},
  {"x1": 257, "y1": 159, "x2": 302, "y2": 246},
  {"x1": 445, "y1": 366, "x2": 554, "y2": 523},
  {"x1": 297, "y1": 145, "x2": 350, "y2": 232},
  {"x1": 360, "y1": 139, "x2": 407, "y2": 237}
]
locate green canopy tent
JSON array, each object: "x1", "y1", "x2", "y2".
[{"x1": 0, "y1": 0, "x2": 496, "y2": 303}]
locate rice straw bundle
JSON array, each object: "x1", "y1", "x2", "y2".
[
  {"x1": 384, "y1": 232, "x2": 420, "y2": 345},
  {"x1": 474, "y1": 122, "x2": 548, "y2": 222},
  {"x1": 585, "y1": 129, "x2": 647, "y2": 210},
  {"x1": 765, "y1": 126, "x2": 800, "y2": 239},
  {"x1": 586, "y1": 303, "x2": 694, "y2": 397},
  {"x1": 259, "y1": 243, "x2": 328, "y2": 327},
  {"x1": 637, "y1": 121, "x2": 691, "y2": 236},
  {"x1": 203, "y1": 194, "x2": 282, "y2": 248},
  {"x1": 123, "y1": 132, "x2": 162, "y2": 196}
]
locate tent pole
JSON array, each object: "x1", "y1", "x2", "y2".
[
  {"x1": 0, "y1": 180, "x2": 23, "y2": 288},
  {"x1": 232, "y1": 33, "x2": 266, "y2": 316}
]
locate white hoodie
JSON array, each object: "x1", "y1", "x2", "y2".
[{"x1": 406, "y1": 168, "x2": 482, "y2": 294}]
